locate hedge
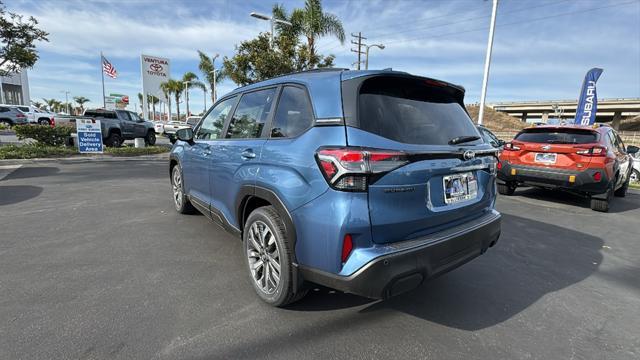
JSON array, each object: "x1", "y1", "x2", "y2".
[{"x1": 13, "y1": 125, "x2": 75, "y2": 147}]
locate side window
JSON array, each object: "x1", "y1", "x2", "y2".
[
  {"x1": 117, "y1": 110, "x2": 131, "y2": 121},
  {"x1": 271, "y1": 86, "x2": 314, "y2": 138},
  {"x1": 196, "y1": 96, "x2": 237, "y2": 140},
  {"x1": 614, "y1": 132, "x2": 626, "y2": 153},
  {"x1": 0, "y1": 107, "x2": 8, "y2": 112},
  {"x1": 129, "y1": 112, "x2": 141, "y2": 122},
  {"x1": 226, "y1": 88, "x2": 276, "y2": 139}
]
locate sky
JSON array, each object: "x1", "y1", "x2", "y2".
[{"x1": 9, "y1": 0, "x2": 640, "y2": 114}]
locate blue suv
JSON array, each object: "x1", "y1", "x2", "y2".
[{"x1": 170, "y1": 69, "x2": 501, "y2": 306}]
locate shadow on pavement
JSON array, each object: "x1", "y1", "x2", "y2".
[
  {"x1": 2, "y1": 166, "x2": 60, "y2": 181},
  {"x1": 290, "y1": 213, "x2": 602, "y2": 332},
  {"x1": 0, "y1": 185, "x2": 43, "y2": 206},
  {"x1": 514, "y1": 187, "x2": 640, "y2": 213}
]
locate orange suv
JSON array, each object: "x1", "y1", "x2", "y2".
[{"x1": 497, "y1": 124, "x2": 638, "y2": 212}]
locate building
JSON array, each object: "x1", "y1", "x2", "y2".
[{"x1": 0, "y1": 70, "x2": 30, "y2": 105}]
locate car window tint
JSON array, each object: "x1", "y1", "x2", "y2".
[
  {"x1": 0, "y1": 107, "x2": 8, "y2": 112},
  {"x1": 226, "y1": 88, "x2": 276, "y2": 139},
  {"x1": 129, "y1": 112, "x2": 141, "y2": 122},
  {"x1": 117, "y1": 111, "x2": 132, "y2": 121},
  {"x1": 271, "y1": 86, "x2": 314, "y2": 138},
  {"x1": 515, "y1": 128, "x2": 598, "y2": 144},
  {"x1": 196, "y1": 96, "x2": 237, "y2": 140}
]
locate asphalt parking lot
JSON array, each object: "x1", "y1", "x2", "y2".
[{"x1": 1, "y1": 161, "x2": 639, "y2": 360}]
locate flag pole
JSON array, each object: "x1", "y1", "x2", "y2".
[{"x1": 101, "y1": 51, "x2": 106, "y2": 108}]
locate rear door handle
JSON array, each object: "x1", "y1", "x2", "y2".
[{"x1": 241, "y1": 149, "x2": 256, "y2": 159}]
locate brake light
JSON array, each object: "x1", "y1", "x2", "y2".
[
  {"x1": 496, "y1": 162, "x2": 503, "y2": 170},
  {"x1": 341, "y1": 234, "x2": 353, "y2": 263},
  {"x1": 16, "y1": 113, "x2": 25, "y2": 118},
  {"x1": 504, "y1": 142, "x2": 521, "y2": 151},
  {"x1": 317, "y1": 148, "x2": 408, "y2": 191},
  {"x1": 50, "y1": 117, "x2": 55, "y2": 127},
  {"x1": 576, "y1": 146, "x2": 607, "y2": 156}
]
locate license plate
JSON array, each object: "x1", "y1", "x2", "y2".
[
  {"x1": 443, "y1": 172, "x2": 478, "y2": 204},
  {"x1": 535, "y1": 153, "x2": 557, "y2": 164}
]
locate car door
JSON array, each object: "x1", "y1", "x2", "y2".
[
  {"x1": 209, "y1": 87, "x2": 277, "y2": 228},
  {"x1": 181, "y1": 96, "x2": 238, "y2": 211},
  {"x1": 128, "y1": 112, "x2": 148, "y2": 137},
  {"x1": 612, "y1": 131, "x2": 631, "y2": 184},
  {"x1": 116, "y1": 110, "x2": 134, "y2": 137}
]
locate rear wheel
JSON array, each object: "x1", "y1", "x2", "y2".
[
  {"x1": 38, "y1": 118, "x2": 50, "y2": 125},
  {"x1": 497, "y1": 182, "x2": 516, "y2": 196},
  {"x1": 104, "y1": 132, "x2": 122, "y2": 147},
  {"x1": 145, "y1": 130, "x2": 156, "y2": 146},
  {"x1": 244, "y1": 206, "x2": 307, "y2": 307},
  {"x1": 0, "y1": 119, "x2": 12, "y2": 127},
  {"x1": 590, "y1": 183, "x2": 612, "y2": 212}
]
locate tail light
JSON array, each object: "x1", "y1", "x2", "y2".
[
  {"x1": 16, "y1": 113, "x2": 25, "y2": 118},
  {"x1": 316, "y1": 147, "x2": 408, "y2": 191},
  {"x1": 496, "y1": 161, "x2": 503, "y2": 170},
  {"x1": 503, "y1": 142, "x2": 521, "y2": 151},
  {"x1": 576, "y1": 146, "x2": 607, "y2": 156},
  {"x1": 51, "y1": 117, "x2": 56, "y2": 127},
  {"x1": 341, "y1": 234, "x2": 353, "y2": 263}
]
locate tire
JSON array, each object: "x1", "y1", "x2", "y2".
[
  {"x1": 104, "y1": 132, "x2": 122, "y2": 147},
  {"x1": 590, "y1": 183, "x2": 612, "y2": 212},
  {"x1": 145, "y1": 130, "x2": 156, "y2": 146},
  {"x1": 497, "y1": 182, "x2": 516, "y2": 196},
  {"x1": 171, "y1": 164, "x2": 195, "y2": 214},
  {"x1": 631, "y1": 169, "x2": 640, "y2": 184},
  {"x1": 0, "y1": 119, "x2": 12, "y2": 127},
  {"x1": 614, "y1": 174, "x2": 629, "y2": 197},
  {"x1": 38, "y1": 118, "x2": 50, "y2": 125},
  {"x1": 244, "y1": 206, "x2": 307, "y2": 307}
]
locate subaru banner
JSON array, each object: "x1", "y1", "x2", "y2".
[{"x1": 574, "y1": 68, "x2": 603, "y2": 126}]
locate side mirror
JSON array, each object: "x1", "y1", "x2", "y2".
[
  {"x1": 176, "y1": 128, "x2": 194, "y2": 143},
  {"x1": 627, "y1": 145, "x2": 639, "y2": 154}
]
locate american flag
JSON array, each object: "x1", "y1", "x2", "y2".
[{"x1": 102, "y1": 55, "x2": 117, "y2": 79}]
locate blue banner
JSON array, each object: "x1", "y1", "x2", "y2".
[{"x1": 574, "y1": 68, "x2": 603, "y2": 125}]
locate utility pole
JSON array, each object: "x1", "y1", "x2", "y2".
[
  {"x1": 351, "y1": 32, "x2": 366, "y2": 70},
  {"x1": 478, "y1": 0, "x2": 499, "y2": 125}
]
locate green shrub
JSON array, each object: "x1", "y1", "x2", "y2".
[
  {"x1": 104, "y1": 145, "x2": 170, "y2": 156},
  {"x1": 13, "y1": 124, "x2": 75, "y2": 146},
  {"x1": 0, "y1": 144, "x2": 77, "y2": 159},
  {"x1": 0, "y1": 123, "x2": 9, "y2": 131}
]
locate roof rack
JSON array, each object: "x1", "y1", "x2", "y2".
[{"x1": 270, "y1": 67, "x2": 349, "y2": 80}]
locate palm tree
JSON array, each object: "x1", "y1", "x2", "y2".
[
  {"x1": 273, "y1": 0, "x2": 345, "y2": 68},
  {"x1": 197, "y1": 51, "x2": 227, "y2": 104},
  {"x1": 73, "y1": 96, "x2": 90, "y2": 114},
  {"x1": 160, "y1": 79, "x2": 184, "y2": 120},
  {"x1": 181, "y1": 72, "x2": 205, "y2": 117},
  {"x1": 31, "y1": 100, "x2": 43, "y2": 109},
  {"x1": 42, "y1": 98, "x2": 57, "y2": 112},
  {"x1": 160, "y1": 83, "x2": 173, "y2": 120}
]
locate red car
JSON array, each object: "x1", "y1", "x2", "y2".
[{"x1": 497, "y1": 124, "x2": 639, "y2": 212}]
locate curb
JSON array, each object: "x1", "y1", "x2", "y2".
[{"x1": 0, "y1": 152, "x2": 169, "y2": 165}]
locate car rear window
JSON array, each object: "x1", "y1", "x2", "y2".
[
  {"x1": 356, "y1": 76, "x2": 480, "y2": 145},
  {"x1": 515, "y1": 128, "x2": 598, "y2": 144},
  {"x1": 84, "y1": 110, "x2": 117, "y2": 118}
]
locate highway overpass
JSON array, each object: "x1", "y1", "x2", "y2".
[{"x1": 489, "y1": 98, "x2": 640, "y2": 128}]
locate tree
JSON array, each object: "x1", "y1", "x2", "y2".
[
  {"x1": 197, "y1": 51, "x2": 226, "y2": 104},
  {"x1": 42, "y1": 98, "x2": 57, "y2": 112},
  {"x1": 73, "y1": 96, "x2": 90, "y2": 114},
  {"x1": 273, "y1": 0, "x2": 344, "y2": 69},
  {"x1": 181, "y1": 72, "x2": 204, "y2": 117},
  {"x1": 30, "y1": 100, "x2": 42, "y2": 109},
  {"x1": 0, "y1": 1, "x2": 49, "y2": 76},
  {"x1": 160, "y1": 79, "x2": 184, "y2": 121},
  {"x1": 160, "y1": 83, "x2": 172, "y2": 120}
]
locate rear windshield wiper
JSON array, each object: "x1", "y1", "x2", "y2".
[{"x1": 449, "y1": 135, "x2": 480, "y2": 145}]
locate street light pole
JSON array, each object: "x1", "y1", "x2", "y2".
[
  {"x1": 364, "y1": 44, "x2": 385, "y2": 70},
  {"x1": 478, "y1": 0, "x2": 499, "y2": 125},
  {"x1": 183, "y1": 81, "x2": 190, "y2": 119},
  {"x1": 61, "y1": 90, "x2": 70, "y2": 114},
  {"x1": 250, "y1": 12, "x2": 292, "y2": 48}
]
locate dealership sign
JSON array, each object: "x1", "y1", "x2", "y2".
[
  {"x1": 76, "y1": 118, "x2": 104, "y2": 154},
  {"x1": 140, "y1": 54, "x2": 170, "y2": 119}
]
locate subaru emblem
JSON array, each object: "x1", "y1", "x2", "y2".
[
  {"x1": 463, "y1": 150, "x2": 475, "y2": 160},
  {"x1": 542, "y1": 145, "x2": 551, "y2": 150}
]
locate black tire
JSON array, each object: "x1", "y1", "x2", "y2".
[
  {"x1": 590, "y1": 184, "x2": 612, "y2": 212},
  {"x1": 145, "y1": 130, "x2": 156, "y2": 146},
  {"x1": 104, "y1": 132, "x2": 122, "y2": 147},
  {"x1": 171, "y1": 164, "x2": 195, "y2": 214},
  {"x1": 244, "y1": 206, "x2": 307, "y2": 307},
  {"x1": 497, "y1": 182, "x2": 516, "y2": 196},
  {"x1": 614, "y1": 174, "x2": 629, "y2": 197},
  {"x1": 631, "y1": 169, "x2": 640, "y2": 184},
  {"x1": 0, "y1": 119, "x2": 12, "y2": 127},
  {"x1": 38, "y1": 118, "x2": 50, "y2": 125}
]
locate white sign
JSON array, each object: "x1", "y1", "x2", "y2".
[
  {"x1": 76, "y1": 118, "x2": 104, "y2": 154},
  {"x1": 104, "y1": 96, "x2": 117, "y2": 110},
  {"x1": 141, "y1": 54, "x2": 170, "y2": 120}
]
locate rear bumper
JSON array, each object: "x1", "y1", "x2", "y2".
[
  {"x1": 298, "y1": 210, "x2": 501, "y2": 299},
  {"x1": 497, "y1": 162, "x2": 609, "y2": 194}
]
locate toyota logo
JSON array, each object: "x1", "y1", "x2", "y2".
[
  {"x1": 463, "y1": 150, "x2": 475, "y2": 160},
  {"x1": 150, "y1": 63, "x2": 163, "y2": 72}
]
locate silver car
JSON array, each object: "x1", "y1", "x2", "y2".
[
  {"x1": 631, "y1": 151, "x2": 640, "y2": 184},
  {"x1": 0, "y1": 106, "x2": 29, "y2": 126}
]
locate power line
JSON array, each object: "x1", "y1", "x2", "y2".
[{"x1": 350, "y1": 32, "x2": 366, "y2": 70}]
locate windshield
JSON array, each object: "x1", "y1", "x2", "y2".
[
  {"x1": 356, "y1": 76, "x2": 481, "y2": 145},
  {"x1": 515, "y1": 128, "x2": 598, "y2": 144}
]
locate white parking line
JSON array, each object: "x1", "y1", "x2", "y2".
[{"x1": 0, "y1": 165, "x2": 22, "y2": 181}]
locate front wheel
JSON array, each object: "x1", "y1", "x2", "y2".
[
  {"x1": 171, "y1": 164, "x2": 195, "y2": 214},
  {"x1": 631, "y1": 169, "x2": 640, "y2": 184},
  {"x1": 38, "y1": 118, "x2": 50, "y2": 125},
  {"x1": 244, "y1": 206, "x2": 307, "y2": 307},
  {"x1": 145, "y1": 131, "x2": 156, "y2": 146}
]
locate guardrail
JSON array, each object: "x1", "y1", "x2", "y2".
[{"x1": 493, "y1": 131, "x2": 640, "y2": 146}]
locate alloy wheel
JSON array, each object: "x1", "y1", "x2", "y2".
[
  {"x1": 172, "y1": 168, "x2": 183, "y2": 209},
  {"x1": 247, "y1": 220, "x2": 281, "y2": 295}
]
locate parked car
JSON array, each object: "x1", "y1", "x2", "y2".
[
  {"x1": 186, "y1": 116, "x2": 201, "y2": 128},
  {"x1": 0, "y1": 106, "x2": 29, "y2": 126},
  {"x1": 497, "y1": 124, "x2": 639, "y2": 212},
  {"x1": 477, "y1": 125, "x2": 505, "y2": 149},
  {"x1": 83, "y1": 109, "x2": 156, "y2": 147},
  {"x1": 169, "y1": 69, "x2": 501, "y2": 306},
  {"x1": 631, "y1": 151, "x2": 640, "y2": 184},
  {"x1": 4, "y1": 105, "x2": 55, "y2": 125},
  {"x1": 162, "y1": 121, "x2": 191, "y2": 136},
  {"x1": 153, "y1": 121, "x2": 165, "y2": 134}
]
